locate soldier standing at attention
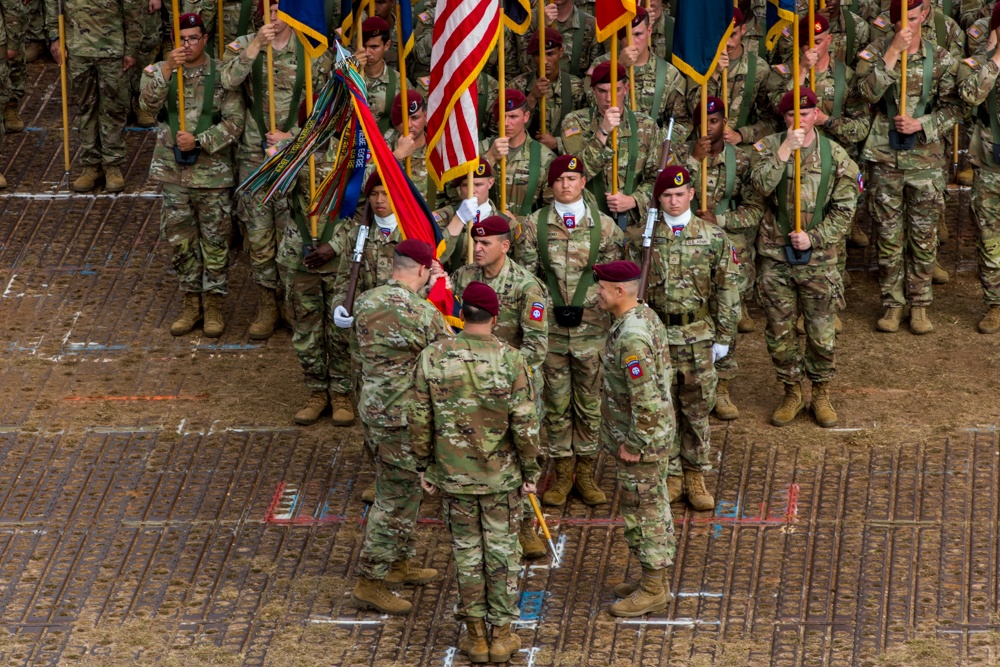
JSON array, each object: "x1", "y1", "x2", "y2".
[
  {"x1": 350, "y1": 240, "x2": 451, "y2": 615},
  {"x1": 750, "y1": 88, "x2": 861, "y2": 428},
  {"x1": 411, "y1": 281, "x2": 541, "y2": 664},
  {"x1": 47, "y1": 0, "x2": 142, "y2": 192},
  {"x1": 593, "y1": 260, "x2": 676, "y2": 618},
  {"x1": 451, "y1": 216, "x2": 549, "y2": 559},
  {"x1": 522, "y1": 155, "x2": 623, "y2": 508},
  {"x1": 141, "y1": 13, "x2": 245, "y2": 338},
  {"x1": 355, "y1": 16, "x2": 410, "y2": 134}
]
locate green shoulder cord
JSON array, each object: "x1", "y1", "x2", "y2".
[
  {"x1": 568, "y1": 9, "x2": 585, "y2": 77},
  {"x1": 934, "y1": 10, "x2": 946, "y2": 49},
  {"x1": 292, "y1": 200, "x2": 337, "y2": 250},
  {"x1": 251, "y1": 37, "x2": 305, "y2": 143},
  {"x1": 590, "y1": 108, "x2": 638, "y2": 214},
  {"x1": 692, "y1": 144, "x2": 737, "y2": 215},
  {"x1": 884, "y1": 40, "x2": 934, "y2": 119},
  {"x1": 831, "y1": 59, "x2": 846, "y2": 118},
  {"x1": 843, "y1": 11, "x2": 855, "y2": 64},
  {"x1": 536, "y1": 203, "x2": 603, "y2": 307},
  {"x1": 735, "y1": 52, "x2": 757, "y2": 128},
  {"x1": 776, "y1": 134, "x2": 833, "y2": 236},
  {"x1": 376, "y1": 66, "x2": 398, "y2": 135},
  {"x1": 517, "y1": 140, "x2": 542, "y2": 216},
  {"x1": 238, "y1": 0, "x2": 253, "y2": 37},
  {"x1": 167, "y1": 57, "x2": 219, "y2": 137},
  {"x1": 652, "y1": 57, "x2": 667, "y2": 123}
]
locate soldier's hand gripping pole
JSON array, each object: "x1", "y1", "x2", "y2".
[
  {"x1": 784, "y1": 11, "x2": 811, "y2": 265},
  {"x1": 58, "y1": 0, "x2": 70, "y2": 174},
  {"x1": 171, "y1": 0, "x2": 185, "y2": 133},
  {"x1": 638, "y1": 117, "x2": 673, "y2": 301},
  {"x1": 343, "y1": 202, "x2": 371, "y2": 314},
  {"x1": 528, "y1": 493, "x2": 558, "y2": 559}
]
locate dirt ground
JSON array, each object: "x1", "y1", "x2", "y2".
[{"x1": 2, "y1": 62, "x2": 1000, "y2": 666}]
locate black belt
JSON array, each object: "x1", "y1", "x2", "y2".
[{"x1": 664, "y1": 304, "x2": 709, "y2": 326}]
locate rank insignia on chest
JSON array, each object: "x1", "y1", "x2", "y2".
[
  {"x1": 563, "y1": 213, "x2": 576, "y2": 229},
  {"x1": 626, "y1": 356, "x2": 643, "y2": 379},
  {"x1": 530, "y1": 301, "x2": 545, "y2": 321}
]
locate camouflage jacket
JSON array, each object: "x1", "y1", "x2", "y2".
[
  {"x1": 685, "y1": 47, "x2": 776, "y2": 145},
  {"x1": 479, "y1": 135, "x2": 556, "y2": 216},
  {"x1": 508, "y1": 70, "x2": 587, "y2": 141},
  {"x1": 411, "y1": 331, "x2": 542, "y2": 494},
  {"x1": 855, "y1": 37, "x2": 961, "y2": 169},
  {"x1": 275, "y1": 148, "x2": 340, "y2": 273},
  {"x1": 600, "y1": 303, "x2": 675, "y2": 461},
  {"x1": 451, "y1": 257, "x2": 549, "y2": 380},
  {"x1": 869, "y1": 10, "x2": 966, "y2": 62},
  {"x1": 539, "y1": 5, "x2": 602, "y2": 78},
  {"x1": 140, "y1": 58, "x2": 246, "y2": 188},
  {"x1": 590, "y1": 52, "x2": 691, "y2": 135},
  {"x1": 364, "y1": 62, "x2": 411, "y2": 131},
  {"x1": 44, "y1": 0, "x2": 142, "y2": 58},
  {"x1": 957, "y1": 53, "x2": 1000, "y2": 171},
  {"x1": 353, "y1": 279, "x2": 453, "y2": 471},
  {"x1": 626, "y1": 214, "x2": 740, "y2": 346},
  {"x1": 331, "y1": 215, "x2": 408, "y2": 305},
  {"x1": 967, "y1": 17, "x2": 989, "y2": 56},
  {"x1": 383, "y1": 129, "x2": 431, "y2": 199},
  {"x1": 773, "y1": 9, "x2": 871, "y2": 66},
  {"x1": 957, "y1": 0, "x2": 990, "y2": 29},
  {"x1": 750, "y1": 130, "x2": 861, "y2": 265},
  {"x1": 561, "y1": 106, "x2": 664, "y2": 226}
]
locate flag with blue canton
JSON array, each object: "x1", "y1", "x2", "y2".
[
  {"x1": 765, "y1": 0, "x2": 796, "y2": 51},
  {"x1": 503, "y1": 0, "x2": 531, "y2": 34},
  {"x1": 670, "y1": 0, "x2": 734, "y2": 85},
  {"x1": 279, "y1": 0, "x2": 329, "y2": 58}
]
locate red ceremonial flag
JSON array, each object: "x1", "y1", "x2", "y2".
[
  {"x1": 425, "y1": 0, "x2": 500, "y2": 188},
  {"x1": 595, "y1": 0, "x2": 636, "y2": 42}
]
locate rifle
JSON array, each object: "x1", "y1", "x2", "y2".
[
  {"x1": 638, "y1": 117, "x2": 674, "y2": 302},
  {"x1": 342, "y1": 202, "x2": 371, "y2": 314}
]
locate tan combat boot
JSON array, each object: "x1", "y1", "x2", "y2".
[
  {"x1": 608, "y1": 568, "x2": 671, "y2": 617},
  {"x1": 0, "y1": 172, "x2": 7, "y2": 190},
  {"x1": 361, "y1": 483, "x2": 376, "y2": 503},
  {"x1": 351, "y1": 576, "x2": 411, "y2": 614},
  {"x1": 713, "y1": 379, "x2": 739, "y2": 420},
  {"x1": 248, "y1": 285, "x2": 279, "y2": 340},
  {"x1": 615, "y1": 569, "x2": 668, "y2": 598},
  {"x1": 737, "y1": 303, "x2": 756, "y2": 333},
  {"x1": 71, "y1": 165, "x2": 102, "y2": 193},
  {"x1": 573, "y1": 455, "x2": 607, "y2": 505},
  {"x1": 683, "y1": 469, "x2": 715, "y2": 511},
  {"x1": 909, "y1": 306, "x2": 934, "y2": 335},
  {"x1": 796, "y1": 315, "x2": 805, "y2": 335},
  {"x1": 939, "y1": 219, "x2": 950, "y2": 242},
  {"x1": 876, "y1": 307, "x2": 903, "y2": 333},
  {"x1": 667, "y1": 475, "x2": 684, "y2": 503},
  {"x1": 519, "y1": 522, "x2": 547, "y2": 559},
  {"x1": 3, "y1": 102, "x2": 24, "y2": 132},
  {"x1": 811, "y1": 382, "x2": 838, "y2": 428},
  {"x1": 24, "y1": 41, "x2": 46, "y2": 63},
  {"x1": 104, "y1": 166, "x2": 125, "y2": 193},
  {"x1": 956, "y1": 167, "x2": 974, "y2": 187},
  {"x1": 834, "y1": 314, "x2": 843, "y2": 334},
  {"x1": 135, "y1": 106, "x2": 157, "y2": 128},
  {"x1": 542, "y1": 456, "x2": 574, "y2": 506},
  {"x1": 489, "y1": 624, "x2": 522, "y2": 663},
  {"x1": 458, "y1": 618, "x2": 489, "y2": 663},
  {"x1": 848, "y1": 223, "x2": 869, "y2": 248},
  {"x1": 202, "y1": 293, "x2": 225, "y2": 337},
  {"x1": 771, "y1": 382, "x2": 804, "y2": 427},
  {"x1": 330, "y1": 391, "x2": 355, "y2": 426},
  {"x1": 170, "y1": 292, "x2": 202, "y2": 336},
  {"x1": 979, "y1": 306, "x2": 1000, "y2": 334},
  {"x1": 384, "y1": 559, "x2": 438, "y2": 588},
  {"x1": 932, "y1": 262, "x2": 950, "y2": 285},
  {"x1": 293, "y1": 390, "x2": 329, "y2": 425}
]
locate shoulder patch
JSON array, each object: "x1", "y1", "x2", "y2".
[
  {"x1": 227, "y1": 40, "x2": 242, "y2": 52},
  {"x1": 781, "y1": 25, "x2": 791, "y2": 38},
  {"x1": 419, "y1": 76, "x2": 430, "y2": 88},
  {"x1": 964, "y1": 57, "x2": 980, "y2": 68},
  {"x1": 418, "y1": 11, "x2": 432, "y2": 23},
  {"x1": 773, "y1": 63, "x2": 790, "y2": 75},
  {"x1": 144, "y1": 63, "x2": 157, "y2": 75},
  {"x1": 564, "y1": 126, "x2": 581, "y2": 137},
  {"x1": 873, "y1": 16, "x2": 889, "y2": 28},
  {"x1": 529, "y1": 301, "x2": 545, "y2": 321},
  {"x1": 586, "y1": 66, "x2": 595, "y2": 77},
  {"x1": 969, "y1": 25, "x2": 982, "y2": 38},
  {"x1": 858, "y1": 49, "x2": 874, "y2": 61},
  {"x1": 753, "y1": 140, "x2": 766, "y2": 152},
  {"x1": 432, "y1": 211, "x2": 443, "y2": 223},
  {"x1": 626, "y1": 357, "x2": 644, "y2": 379}
]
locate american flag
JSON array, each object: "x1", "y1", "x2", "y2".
[{"x1": 425, "y1": 0, "x2": 500, "y2": 188}]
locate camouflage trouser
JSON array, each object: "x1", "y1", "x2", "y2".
[
  {"x1": 543, "y1": 332, "x2": 605, "y2": 459},
  {"x1": 69, "y1": 55, "x2": 130, "y2": 167},
  {"x1": 282, "y1": 268, "x2": 352, "y2": 395},
  {"x1": 357, "y1": 459, "x2": 422, "y2": 580},
  {"x1": 131, "y1": 9, "x2": 164, "y2": 102},
  {"x1": 668, "y1": 340, "x2": 715, "y2": 476},
  {"x1": 2, "y1": 0, "x2": 25, "y2": 106},
  {"x1": 970, "y1": 167, "x2": 1000, "y2": 306},
  {"x1": 24, "y1": 0, "x2": 43, "y2": 43},
  {"x1": 0, "y1": 58, "x2": 8, "y2": 140},
  {"x1": 237, "y1": 161, "x2": 287, "y2": 289},
  {"x1": 441, "y1": 490, "x2": 522, "y2": 625},
  {"x1": 161, "y1": 184, "x2": 233, "y2": 294},
  {"x1": 759, "y1": 258, "x2": 843, "y2": 385},
  {"x1": 616, "y1": 459, "x2": 675, "y2": 568},
  {"x1": 869, "y1": 164, "x2": 942, "y2": 308}
]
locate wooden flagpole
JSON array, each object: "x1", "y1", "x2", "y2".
[
  {"x1": 171, "y1": 0, "x2": 186, "y2": 132},
  {"x1": 627, "y1": 26, "x2": 636, "y2": 111},
  {"x1": 218, "y1": 0, "x2": 225, "y2": 56},
  {"x1": 900, "y1": 0, "x2": 908, "y2": 116},
  {"x1": 498, "y1": 2, "x2": 507, "y2": 213},
  {"x1": 808, "y1": 0, "x2": 815, "y2": 90},
  {"x1": 305, "y1": 50, "x2": 318, "y2": 244},
  {"x1": 538, "y1": 0, "x2": 547, "y2": 134},
  {"x1": 395, "y1": 2, "x2": 411, "y2": 176},
  {"x1": 263, "y1": 0, "x2": 277, "y2": 133},
  {"x1": 610, "y1": 32, "x2": 619, "y2": 197},
  {"x1": 793, "y1": 9, "x2": 801, "y2": 235},
  {"x1": 58, "y1": 2, "x2": 70, "y2": 173}
]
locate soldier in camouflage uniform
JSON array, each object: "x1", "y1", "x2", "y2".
[
  {"x1": 355, "y1": 17, "x2": 410, "y2": 134},
  {"x1": 562, "y1": 62, "x2": 664, "y2": 228},
  {"x1": 451, "y1": 216, "x2": 549, "y2": 559},
  {"x1": 869, "y1": 0, "x2": 966, "y2": 62},
  {"x1": 856, "y1": 0, "x2": 962, "y2": 334},
  {"x1": 382, "y1": 91, "x2": 431, "y2": 198},
  {"x1": 350, "y1": 239, "x2": 451, "y2": 616},
  {"x1": 627, "y1": 166, "x2": 739, "y2": 510},
  {"x1": 411, "y1": 281, "x2": 541, "y2": 664},
  {"x1": 141, "y1": 13, "x2": 245, "y2": 338},
  {"x1": 750, "y1": 88, "x2": 861, "y2": 428},
  {"x1": 221, "y1": 1, "x2": 333, "y2": 340},
  {"x1": 47, "y1": 0, "x2": 142, "y2": 192},
  {"x1": 966, "y1": 16, "x2": 990, "y2": 55},
  {"x1": 481, "y1": 90, "x2": 556, "y2": 217},
  {"x1": 519, "y1": 155, "x2": 623, "y2": 508},
  {"x1": 536, "y1": 0, "x2": 602, "y2": 78},
  {"x1": 956, "y1": 14, "x2": 1000, "y2": 333},
  {"x1": 131, "y1": 0, "x2": 163, "y2": 128},
  {"x1": 593, "y1": 260, "x2": 676, "y2": 618},
  {"x1": 772, "y1": 0, "x2": 871, "y2": 66},
  {"x1": 509, "y1": 29, "x2": 587, "y2": 154},
  {"x1": 670, "y1": 98, "x2": 766, "y2": 420}
]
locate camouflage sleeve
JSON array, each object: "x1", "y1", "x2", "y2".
[
  {"x1": 219, "y1": 38, "x2": 256, "y2": 90},
  {"x1": 518, "y1": 277, "x2": 549, "y2": 382},
  {"x1": 508, "y1": 353, "x2": 541, "y2": 484},
  {"x1": 920, "y1": 51, "x2": 961, "y2": 145},
  {"x1": 809, "y1": 148, "x2": 859, "y2": 251},
  {"x1": 3, "y1": 0, "x2": 26, "y2": 45},
  {"x1": 198, "y1": 83, "x2": 245, "y2": 155},
  {"x1": 0, "y1": 6, "x2": 5, "y2": 51},
  {"x1": 966, "y1": 21, "x2": 988, "y2": 56},
  {"x1": 618, "y1": 335, "x2": 667, "y2": 457},
  {"x1": 749, "y1": 137, "x2": 786, "y2": 198},
  {"x1": 43, "y1": 0, "x2": 57, "y2": 42},
  {"x1": 737, "y1": 59, "x2": 780, "y2": 144},
  {"x1": 630, "y1": 119, "x2": 664, "y2": 226},
  {"x1": 139, "y1": 63, "x2": 171, "y2": 115},
  {"x1": 855, "y1": 42, "x2": 898, "y2": 105},
  {"x1": 423, "y1": 299, "x2": 454, "y2": 345},
  {"x1": 123, "y1": 0, "x2": 144, "y2": 58},
  {"x1": 329, "y1": 225, "x2": 358, "y2": 306},
  {"x1": 721, "y1": 156, "x2": 765, "y2": 232},
  {"x1": 946, "y1": 18, "x2": 967, "y2": 62},
  {"x1": 710, "y1": 232, "x2": 741, "y2": 346},
  {"x1": 825, "y1": 74, "x2": 873, "y2": 144},
  {"x1": 764, "y1": 65, "x2": 793, "y2": 114},
  {"x1": 580, "y1": 130, "x2": 613, "y2": 181},
  {"x1": 957, "y1": 55, "x2": 998, "y2": 106},
  {"x1": 664, "y1": 69, "x2": 691, "y2": 141},
  {"x1": 409, "y1": 349, "x2": 435, "y2": 471},
  {"x1": 960, "y1": 0, "x2": 987, "y2": 29},
  {"x1": 560, "y1": 114, "x2": 589, "y2": 157},
  {"x1": 538, "y1": 145, "x2": 556, "y2": 205},
  {"x1": 513, "y1": 214, "x2": 539, "y2": 276},
  {"x1": 599, "y1": 215, "x2": 625, "y2": 263}
]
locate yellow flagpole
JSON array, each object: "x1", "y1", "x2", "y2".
[
  {"x1": 395, "y1": 3, "x2": 411, "y2": 177},
  {"x1": 610, "y1": 32, "x2": 619, "y2": 196},
  {"x1": 467, "y1": 172, "x2": 475, "y2": 264},
  {"x1": 356, "y1": 3, "x2": 364, "y2": 50},
  {"x1": 627, "y1": 27, "x2": 636, "y2": 111},
  {"x1": 263, "y1": 0, "x2": 277, "y2": 133},
  {"x1": 808, "y1": 0, "x2": 815, "y2": 90},
  {"x1": 305, "y1": 51, "x2": 318, "y2": 244},
  {"x1": 498, "y1": 4, "x2": 507, "y2": 213},
  {"x1": 218, "y1": 0, "x2": 225, "y2": 56},
  {"x1": 701, "y1": 84, "x2": 708, "y2": 205},
  {"x1": 171, "y1": 0, "x2": 186, "y2": 132},
  {"x1": 900, "y1": 0, "x2": 907, "y2": 116},
  {"x1": 793, "y1": 10, "x2": 801, "y2": 234},
  {"x1": 58, "y1": 10, "x2": 70, "y2": 173},
  {"x1": 538, "y1": 0, "x2": 547, "y2": 134}
]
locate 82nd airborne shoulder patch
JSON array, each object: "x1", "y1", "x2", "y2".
[
  {"x1": 530, "y1": 301, "x2": 545, "y2": 321},
  {"x1": 625, "y1": 355, "x2": 643, "y2": 379}
]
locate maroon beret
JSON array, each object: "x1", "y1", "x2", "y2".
[
  {"x1": 693, "y1": 95, "x2": 725, "y2": 119},
  {"x1": 472, "y1": 215, "x2": 511, "y2": 237},
  {"x1": 654, "y1": 166, "x2": 692, "y2": 200},
  {"x1": 462, "y1": 281, "x2": 500, "y2": 316},
  {"x1": 527, "y1": 27, "x2": 563, "y2": 53},
  {"x1": 733, "y1": 7, "x2": 745, "y2": 26},
  {"x1": 593, "y1": 260, "x2": 641, "y2": 283},
  {"x1": 548, "y1": 154, "x2": 585, "y2": 186},
  {"x1": 395, "y1": 239, "x2": 434, "y2": 268},
  {"x1": 391, "y1": 90, "x2": 424, "y2": 127},
  {"x1": 991, "y1": 2, "x2": 1000, "y2": 31},
  {"x1": 618, "y1": 5, "x2": 649, "y2": 37},
  {"x1": 494, "y1": 89, "x2": 528, "y2": 122},
  {"x1": 889, "y1": 0, "x2": 921, "y2": 23},
  {"x1": 590, "y1": 60, "x2": 628, "y2": 86},
  {"x1": 473, "y1": 158, "x2": 492, "y2": 178},
  {"x1": 178, "y1": 12, "x2": 204, "y2": 30},
  {"x1": 362, "y1": 16, "x2": 390, "y2": 39},
  {"x1": 798, "y1": 13, "x2": 829, "y2": 37},
  {"x1": 778, "y1": 86, "x2": 818, "y2": 114},
  {"x1": 364, "y1": 172, "x2": 382, "y2": 196}
]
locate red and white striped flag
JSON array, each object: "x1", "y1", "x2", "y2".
[{"x1": 426, "y1": 0, "x2": 500, "y2": 188}]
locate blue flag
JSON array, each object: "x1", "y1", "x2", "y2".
[
  {"x1": 280, "y1": 0, "x2": 330, "y2": 58},
  {"x1": 503, "y1": 0, "x2": 531, "y2": 34},
  {"x1": 671, "y1": 0, "x2": 734, "y2": 85},
  {"x1": 765, "y1": 0, "x2": 797, "y2": 51},
  {"x1": 398, "y1": 0, "x2": 414, "y2": 57},
  {"x1": 340, "y1": 0, "x2": 375, "y2": 47}
]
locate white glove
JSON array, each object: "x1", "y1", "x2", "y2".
[
  {"x1": 711, "y1": 343, "x2": 730, "y2": 363},
  {"x1": 333, "y1": 305, "x2": 354, "y2": 329},
  {"x1": 456, "y1": 197, "x2": 480, "y2": 225}
]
